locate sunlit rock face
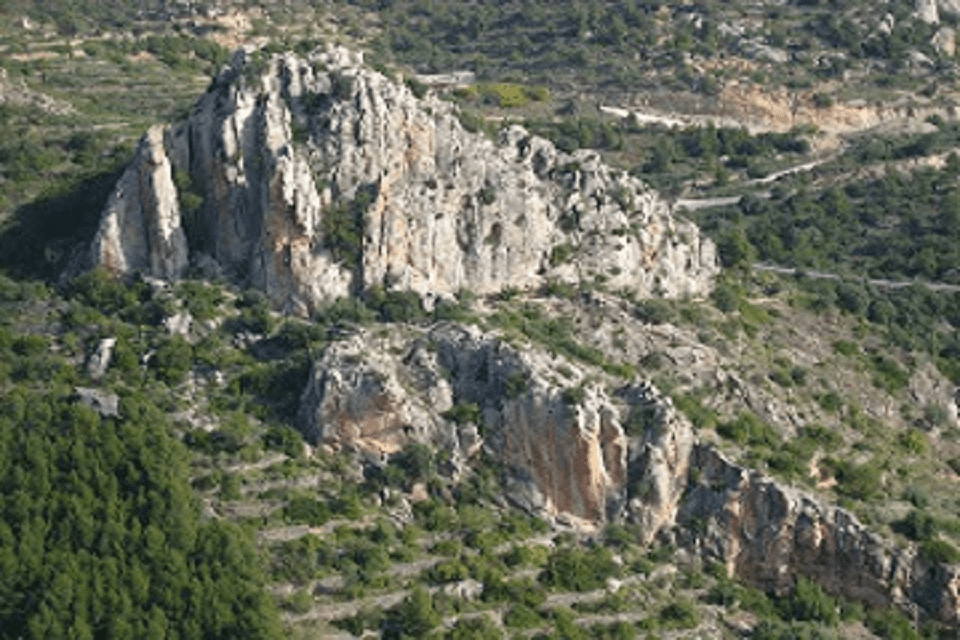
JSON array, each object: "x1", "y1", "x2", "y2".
[
  {"x1": 678, "y1": 445, "x2": 960, "y2": 625},
  {"x1": 91, "y1": 125, "x2": 188, "y2": 281},
  {"x1": 87, "y1": 46, "x2": 717, "y2": 314}
]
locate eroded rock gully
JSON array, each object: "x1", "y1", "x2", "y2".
[{"x1": 85, "y1": 45, "x2": 716, "y2": 314}]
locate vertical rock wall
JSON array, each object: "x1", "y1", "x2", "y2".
[{"x1": 91, "y1": 126, "x2": 188, "y2": 280}]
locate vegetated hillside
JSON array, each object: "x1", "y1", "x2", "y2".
[
  {"x1": 2, "y1": 265, "x2": 953, "y2": 638},
  {"x1": 2, "y1": 1, "x2": 960, "y2": 639}
]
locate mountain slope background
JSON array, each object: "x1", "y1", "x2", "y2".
[{"x1": 3, "y1": 1, "x2": 960, "y2": 638}]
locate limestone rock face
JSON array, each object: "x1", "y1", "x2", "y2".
[
  {"x1": 298, "y1": 323, "x2": 636, "y2": 524},
  {"x1": 621, "y1": 383, "x2": 694, "y2": 544},
  {"x1": 86, "y1": 337, "x2": 116, "y2": 380},
  {"x1": 90, "y1": 126, "x2": 188, "y2": 280},
  {"x1": 678, "y1": 445, "x2": 960, "y2": 624},
  {"x1": 933, "y1": 26, "x2": 957, "y2": 58},
  {"x1": 297, "y1": 331, "x2": 456, "y2": 457},
  {"x1": 940, "y1": 0, "x2": 960, "y2": 17},
  {"x1": 86, "y1": 46, "x2": 717, "y2": 313}
]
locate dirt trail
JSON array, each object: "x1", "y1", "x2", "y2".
[{"x1": 753, "y1": 263, "x2": 960, "y2": 293}]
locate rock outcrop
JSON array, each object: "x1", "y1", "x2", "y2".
[
  {"x1": 918, "y1": 0, "x2": 940, "y2": 24},
  {"x1": 85, "y1": 45, "x2": 717, "y2": 313},
  {"x1": 298, "y1": 323, "x2": 644, "y2": 525},
  {"x1": 297, "y1": 320, "x2": 960, "y2": 623},
  {"x1": 91, "y1": 126, "x2": 189, "y2": 280},
  {"x1": 677, "y1": 445, "x2": 960, "y2": 624}
]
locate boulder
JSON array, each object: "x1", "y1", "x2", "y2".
[
  {"x1": 74, "y1": 387, "x2": 119, "y2": 418},
  {"x1": 87, "y1": 337, "x2": 116, "y2": 380}
]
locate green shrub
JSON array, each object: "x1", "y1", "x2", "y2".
[
  {"x1": 183, "y1": 428, "x2": 241, "y2": 455},
  {"x1": 738, "y1": 585, "x2": 779, "y2": 619},
  {"x1": 284, "y1": 496, "x2": 331, "y2": 526},
  {"x1": 176, "y1": 280, "x2": 223, "y2": 321},
  {"x1": 388, "y1": 586, "x2": 441, "y2": 638},
  {"x1": 234, "y1": 289, "x2": 275, "y2": 334},
  {"x1": 673, "y1": 394, "x2": 718, "y2": 430},
  {"x1": 562, "y1": 385, "x2": 586, "y2": 406},
  {"x1": 833, "y1": 340, "x2": 860, "y2": 358},
  {"x1": 801, "y1": 423, "x2": 843, "y2": 450},
  {"x1": 717, "y1": 412, "x2": 779, "y2": 447},
  {"x1": 263, "y1": 424, "x2": 305, "y2": 459},
  {"x1": 413, "y1": 500, "x2": 459, "y2": 532},
  {"x1": 712, "y1": 281, "x2": 742, "y2": 312},
  {"x1": 321, "y1": 188, "x2": 371, "y2": 270},
  {"x1": 285, "y1": 589, "x2": 313, "y2": 614},
  {"x1": 503, "y1": 603, "x2": 542, "y2": 629},
  {"x1": 446, "y1": 615, "x2": 501, "y2": 639},
  {"x1": 659, "y1": 599, "x2": 700, "y2": 629},
  {"x1": 152, "y1": 334, "x2": 193, "y2": 384},
  {"x1": 870, "y1": 355, "x2": 910, "y2": 392},
  {"x1": 833, "y1": 460, "x2": 882, "y2": 501},
  {"x1": 635, "y1": 299, "x2": 675, "y2": 325},
  {"x1": 865, "y1": 606, "x2": 921, "y2": 640},
  {"x1": 443, "y1": 402, "x2": 482, "y2": 425},
  {"x1": 817, "y1": 391, "x2": 844, "y2": 413},
  {"x1": 549, "y1": 242, "x2": 576, "y2": 267},
  {"x1": 706, "y1": 580, "x2": 739, "y2": 607},
  {"x1": 220, "y1": 472, "x2": 242, "y2": 500},
  {"x1": 405, "y1": 76, "x2": 428, "y2": 98},
  {"x1": 315, "y1": 296, "x2": 377, "y2": 326},
  {"x1": 429, "y1": 559, "x2": 470, "y2": 583},
  {"x1": 540, "y1": 546, "x2": 619, "y2": 592},
  {"x1": 782, "y1": 576, "x2": 839, "y2": 625},
  {"x1": 366, "y1": 286, "x2": 426, "y2": 323},
  {"x1": 624, "y1": 403, "x2": 659, "y2": 436},
  {"x1": 920, "y1": 539, "x2": 960, "y2": 564},
  {"x1": 898, "y1": 429, "x2": 927, "y2": 455},
  {"x1": 504, "y1": 371, "x2": 528, "y2": 399},
  {"x1": 480, "y1": 83, "x2": 530, "y2": 108},
  {"x1": 899, "y1": 510, "x2": 937, "y2": 541}
]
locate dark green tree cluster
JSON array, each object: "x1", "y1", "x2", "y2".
[
  {"x1": 700, "y1": 166, "x2": 960, "y2": 281},
  {"x1": 540, "y1": 545, "x2": 620, "y2": 592},
  {"x1": 0, "y1": 387, "x2": 283, "y2": 639},
  {"x1": 2, "y1": 0, "x2": 167, "y2": 34},
  {"x1": 351, "y1": 0, "x2": 729, "y2": 88}
]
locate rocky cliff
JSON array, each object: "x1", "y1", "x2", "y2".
[
  {"x1": 678, "y1": 445, "x2": 960, "y2": 624},
  {"x1": 295, "y1": 320, "x2": 960, "y2": 624},
  {"x1": 86, "y1": 45, "x2": 717, "y2": 314},
  {"x1": 297, "y1": 322, "x2": 693, "y2": 534},
  {"x1": 91, "y1": 126, "x2": 189, "y2": 280}
]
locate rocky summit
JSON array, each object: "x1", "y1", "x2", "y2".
[{"x1": 86, "y1": 45, "x2": 717, "y2": 314}]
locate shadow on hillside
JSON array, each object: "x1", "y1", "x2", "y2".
[{"x1": 0, "y1": 163, "x2": 125, "y2": 282}]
